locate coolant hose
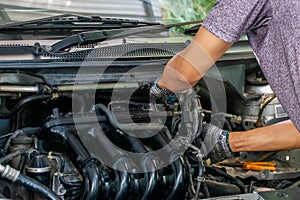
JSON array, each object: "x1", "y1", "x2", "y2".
[
  {"x1": 16, "y1": 173, "x2": 62, "y2": 200},
  {"x1": 0, "y1": 95, "x2": 50, "y2": 119}
]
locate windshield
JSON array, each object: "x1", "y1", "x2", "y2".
[
  {"x1": 0, "y1": 1, "x2": 210, "y2": 45},
  {"x1": 0, "y1": 0, "x2": 215, "y2": 24},
  {"x1": 0, "y1": 0, "x2": 164, "y2": 24}
]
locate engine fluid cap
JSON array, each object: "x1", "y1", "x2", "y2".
[{"x1": 25, "y1": 155, "x2": 51, "y2": 173}]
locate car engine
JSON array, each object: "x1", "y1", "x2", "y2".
[{"x1": 0, "y1": 16, "x2": 299, "y2": 200}]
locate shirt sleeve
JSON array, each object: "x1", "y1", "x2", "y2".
[{"x1": 202, "y1": 0, "x2": 269, "y2": 43}]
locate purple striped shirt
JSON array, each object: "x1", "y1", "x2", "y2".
[{"x1": 202, "y1": 0, "x2": 300, "y2": 130}]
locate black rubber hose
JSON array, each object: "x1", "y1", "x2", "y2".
[
  {"x1": 0, "y1": 148, "x2": 26, "y2": 164},
  {"x1": 0, "y1": 95, "x2": 50, "y2": 119},
  {"x1": 16, "y1": 173, "x2": 61, "y2": 200}
]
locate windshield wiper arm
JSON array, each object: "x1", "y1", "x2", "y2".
[
  {"x1": 48, "y1": 20, "x2": 202, "y2": 53},
  {"x1": 0, "y1": 14, "x2": 160, "y2": 31}
]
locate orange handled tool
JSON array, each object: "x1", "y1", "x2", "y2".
[{"x1": 242, "y1": 161, "x2": 276, "y2": 171}]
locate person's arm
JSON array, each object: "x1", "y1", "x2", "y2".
[
  {"x1": 157, "y1": 27, "x2": 232, "y2": 91},
  {"x1": 229, "y1": 120, "x2": 300, "y2": 152},
  {"x1": 157, "y1": 0, "x2": 269, "y2": 92}
]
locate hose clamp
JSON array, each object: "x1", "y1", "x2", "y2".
[{"x1": 1, "y1": 165, "x2": 20, "y2": 182}]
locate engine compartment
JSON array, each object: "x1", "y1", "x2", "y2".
[{"x1": 0, "y1": 39, "x2": 299, "y2": 200}]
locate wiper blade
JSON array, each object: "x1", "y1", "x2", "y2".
[
  {"x1": 0, "y1": 14, "x2": 160, "y2": 31},
  {"x1": 47, "y1": 20, "x2": 202, "y2": 53},
  {"x1": 0, "y1": 14, "x2": 72, "y2": 30}
]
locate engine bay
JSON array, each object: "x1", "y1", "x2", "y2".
[{"x1": 0, "y1": 21, "x2": 299, "y2": 199}]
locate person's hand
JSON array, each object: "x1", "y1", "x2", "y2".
[
  {"x1": 149, "y1": 78, "x2": 175, "y2": 111},
  {"x1": 202, "y1": 124, "x2": 238, "y2": 163}
]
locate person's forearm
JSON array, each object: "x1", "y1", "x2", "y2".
[
  {"x1": 229, "y1": 120, "x2": 300, "y2": 152},
  {"x1": 158, "y1": 53, "x2": 207, "y2": 91},
  {"x1": 158, "y1": 27, "x2": 232, "y2": 91}
]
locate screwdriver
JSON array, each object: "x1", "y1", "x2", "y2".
[{"x1": 242, "y1": 161, "x2": 276, "y2": 171}]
